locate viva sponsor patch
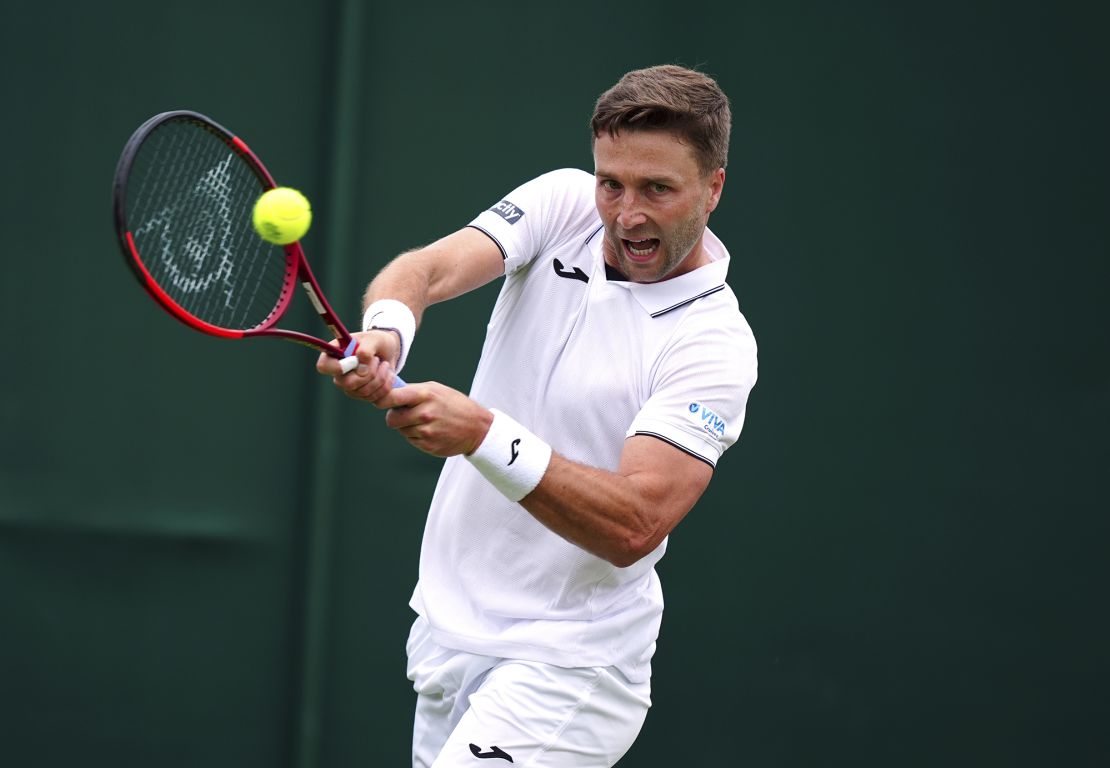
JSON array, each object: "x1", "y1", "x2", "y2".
[{"x1": 689, "y1": 402, "x2": 727, "y2": 437}]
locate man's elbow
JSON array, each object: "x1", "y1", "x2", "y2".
[{"x1": 605, "y1": 531, "x2": 662, "y2": 569}]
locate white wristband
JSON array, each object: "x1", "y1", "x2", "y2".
[
  {"x1": 465, "y1": 409, "x2": 552, "y2": 502},
  {"x1": 362, "y1": 299, "x2": 416, "y2": 374}
]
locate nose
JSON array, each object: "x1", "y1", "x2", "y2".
[{"x1": 616, "y1": 191, "x2": 647, "y2": 230}]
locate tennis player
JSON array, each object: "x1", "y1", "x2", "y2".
[{"x1": 319, "y1": 64, "x2": 758, "y2": 767}]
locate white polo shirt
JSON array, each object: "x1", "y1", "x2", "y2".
[{"x1": 410, "y1": 168, "x2": 758, "y2": 683}]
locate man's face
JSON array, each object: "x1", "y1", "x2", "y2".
[{"x1": 593, "y1": 130, "x2": 724, "y2": 284}]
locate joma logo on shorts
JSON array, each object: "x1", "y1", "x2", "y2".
[{"x1": 689, "y1": 402, "x2": 726, "y2": 436}]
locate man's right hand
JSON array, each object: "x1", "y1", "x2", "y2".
[{"x1": 315, "y1": 329, "x2": 402, "y2": 406}]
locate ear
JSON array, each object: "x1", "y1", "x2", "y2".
[{"x1": 705, "y1": 167, "x2": 725, "y2": 214}]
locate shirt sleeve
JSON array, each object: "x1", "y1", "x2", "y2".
[
  {"x1": 468, "y1": 168, "x2": 597, "y2": 275},
  {"x1": 627, "y1": 303, "x2": 758, "y2": 467}
]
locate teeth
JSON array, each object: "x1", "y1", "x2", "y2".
[{"x1": 627, "y1": 239, "x2": 656, "y2": 256}]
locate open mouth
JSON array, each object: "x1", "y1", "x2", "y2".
[{"x1": 622, "y1": 238, "x2": 660, "y2": 262}]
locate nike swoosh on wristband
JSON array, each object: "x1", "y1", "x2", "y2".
[{"x1": 508, "y1": 438, "x2": 521, "y2": 466}]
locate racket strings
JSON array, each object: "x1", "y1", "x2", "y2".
[{"x1": 125, "y1": 119, "x2": 290, "y2": 331}]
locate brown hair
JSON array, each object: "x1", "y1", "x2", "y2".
[{"x1": 590, "y1": 64, "x2": 731, "y2": 175}]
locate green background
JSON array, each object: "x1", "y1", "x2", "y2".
[{"x1": 2, "y1": 1, "x2": 1107, "y2": 766}]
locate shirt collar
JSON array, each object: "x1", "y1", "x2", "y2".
[{"x1": 590, "y1": 226, "x2": 731, "y2": 318}]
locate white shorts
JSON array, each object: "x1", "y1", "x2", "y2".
[{"x1": 406, "y1": 616, "x2": 652, "y2": 767}]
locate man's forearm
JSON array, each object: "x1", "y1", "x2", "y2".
[
  {"x1": 362, "y1": 250, "x2": 434, "y2": 328},
  {"x1": 520, "y1": 453, "x2": 668, "y2": 568}
]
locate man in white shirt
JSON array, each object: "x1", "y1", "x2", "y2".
[{"x1": 319, "y1": 64, "x2": 757, "y2": 767}]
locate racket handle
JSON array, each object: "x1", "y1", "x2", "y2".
[
  {"x1": 337, "y1": 354, "x2": 406, "y2": 387},
  {"x1": 339, "y1": 340, "x2": 404, "y2": 384}
]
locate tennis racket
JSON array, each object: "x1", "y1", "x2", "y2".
[{"x1": 113, "y1": 109, "x2": 399, "y2": 380}]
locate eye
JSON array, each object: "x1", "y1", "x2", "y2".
[
  {"x1": 599, "y1": 178, "x2": 622, "y2": 192},
  {"x1": 650, "y1": 183, "x2": 669, "y2": 194}
]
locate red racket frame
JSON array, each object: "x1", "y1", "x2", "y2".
[{"x1": 113, "y1": 110, "x2": 356, "y2": 359}]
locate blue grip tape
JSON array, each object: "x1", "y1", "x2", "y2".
[{"x1": 341, "y1": 337, "x2": 404, "y2": 387}]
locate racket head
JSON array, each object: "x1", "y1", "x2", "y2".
[{"x1": 113, "y1": 111, "x2": 300, "y2": 341}]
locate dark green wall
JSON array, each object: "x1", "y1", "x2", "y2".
[{"x1": 2, "y1": 1, "x2": 1107, "y2": 766}]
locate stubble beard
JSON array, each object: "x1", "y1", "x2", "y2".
[{"x1": 607, "y1": 211, "x2": 708, "y2": 284}]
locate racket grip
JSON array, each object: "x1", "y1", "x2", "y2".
[
  {"x1": 338, "y1": 338, "x2": 403, "y2": 384},
  {"x1": 337, "y1": 354, "x2": 405, "y2": 387}
]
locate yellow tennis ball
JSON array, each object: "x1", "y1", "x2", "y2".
[{"x1": 252, "y1": 187, "x2": 312, "y2": 245}]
